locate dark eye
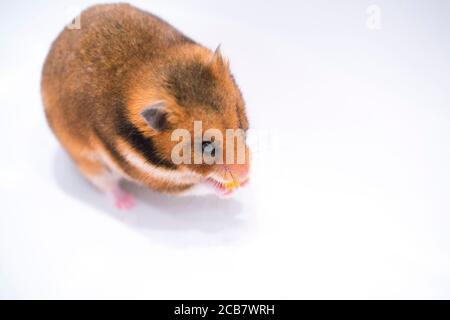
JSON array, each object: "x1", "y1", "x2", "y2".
[{"x1": 202, "y1": 141, "x2": 215, "y2": 157}]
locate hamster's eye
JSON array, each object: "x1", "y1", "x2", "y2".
[{"x1": 202, "y1": 141, "x2": 215, "y2": 157}]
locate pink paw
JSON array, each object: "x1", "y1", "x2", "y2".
[{"x1": 112, "y1": 189, "x2": 135, "y2": 210}]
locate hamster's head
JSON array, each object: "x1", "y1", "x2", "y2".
[{"x1": 128, "y1": 45, "x2": 250, "y2": 196}]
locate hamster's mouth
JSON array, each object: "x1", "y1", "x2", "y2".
[{"x1": 204, "y1": 176, "x2": 249, "y2": 197}]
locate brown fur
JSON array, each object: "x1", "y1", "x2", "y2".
[{"x1": 42, "y1": 3, "x2": 249, "y2": 194}]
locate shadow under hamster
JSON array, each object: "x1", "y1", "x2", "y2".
[{"x1": 52, "y1": 149, "x2": 250, "y2": 247}]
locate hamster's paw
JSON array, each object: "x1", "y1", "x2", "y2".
[{"x1": 111, "y1": 188, "x2": 135, "y2": 210}]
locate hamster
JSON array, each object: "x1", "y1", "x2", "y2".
[{"x1": 41, "y1": 3, "x2": 250, "y2": 209}]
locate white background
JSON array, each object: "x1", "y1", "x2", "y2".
[{"x1": 1, "y1": 0, "x2": 450, "y2": 299}]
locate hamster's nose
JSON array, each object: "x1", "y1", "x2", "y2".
[
  {"x1": 222, "y1": 147, "x2": 251, "y2": 184},
  {"x1": 225, "y1": 161, "x2": 250, "y2": 183},
  {"x1": 231, "y1": 147, "x2": 251, "y2": 180}
]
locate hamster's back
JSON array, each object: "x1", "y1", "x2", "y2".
[{"x1": 41, "y1": 3, "x2": 192, "y2": 144}]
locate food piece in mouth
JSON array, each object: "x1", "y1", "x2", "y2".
[{"x1": 224, "y1": 180, "x2": 240, "y2": 190}]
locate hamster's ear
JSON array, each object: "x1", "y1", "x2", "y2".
[
  {"x1": 208, "y1": 44, "x2": 228, "y2": 68},
  {"x1": 140, "y1": 101, "x2": 169, "y2": 132}
]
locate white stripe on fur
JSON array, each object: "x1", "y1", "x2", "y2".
[{"x1": 116, "y1": 138, "x2": 202, "y2": 185}]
